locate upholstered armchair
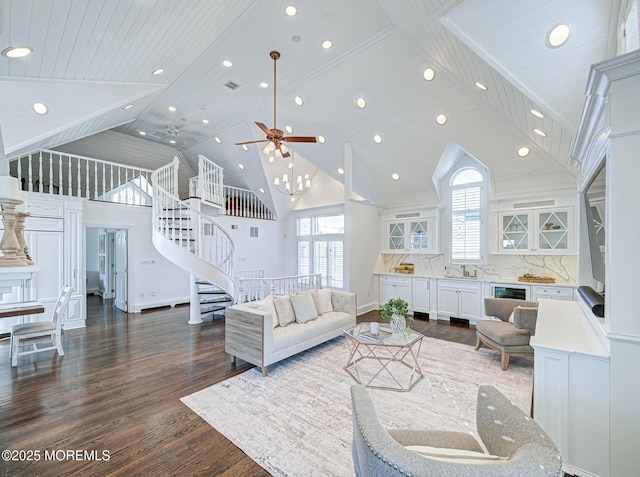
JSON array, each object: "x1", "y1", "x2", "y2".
[
  {"x1": 475, "y1": 298, "x2": 539, "y2": 370},
  {"x1": 350, "y1": 384, "x2": 562, "y2": 477}
]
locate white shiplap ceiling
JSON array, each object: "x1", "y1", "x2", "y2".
[{"x1": 0, "y1": 0, "x2": 618, "y2": 213}]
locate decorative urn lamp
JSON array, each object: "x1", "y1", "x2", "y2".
[{"x1": 0, "y1": 176, "x2": 29, "y2": 267}]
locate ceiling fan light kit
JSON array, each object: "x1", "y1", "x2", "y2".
[{"x1": 235, "y1": 51, "x2": 317, "y2": 159}]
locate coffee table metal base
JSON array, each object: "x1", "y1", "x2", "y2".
[{"x1": 344, "y1": 334, "x2": 423, "y2": 392}]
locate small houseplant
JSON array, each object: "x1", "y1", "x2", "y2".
[{"x1": 381, "y1": 297, "x2": 413, "y2": 333}]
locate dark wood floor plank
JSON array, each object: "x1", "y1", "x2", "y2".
[{"x1": 0, "y1": 297, "x2": 477, "y2": 476}]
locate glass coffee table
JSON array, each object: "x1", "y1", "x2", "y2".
[{"x1": 343, "y1": 322, "x2": 424, "y2": 392}]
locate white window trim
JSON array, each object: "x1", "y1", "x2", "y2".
[{"x1": 445, "y1": 166, "x2": 488, "y2": 265}]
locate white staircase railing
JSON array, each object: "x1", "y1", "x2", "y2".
[
  {"x1": 151, "y1": 157, "x2": 234, "y2": 297},
  {"x1": 8, "y1": 149, "x2": 154, "y2": 205},
  {"x1": 235, "y1": 273, "x2": 323, "y2": 303},
  {"x1": 187, "y1": 154, "x2": 224, "y2": 206}
]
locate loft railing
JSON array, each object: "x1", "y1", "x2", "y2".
[
  {"x1": 235, "y1": 273, "x2": 322, "y2": 303},
  {"x1": 223, "y1": 185, "x2": 275, "y2": 220},
  {"x1": 189, "y1": 180, "x2": 275, "y2": 220},
  {"x1": 152, "y1": 158, "x2": 234, "y2": 279},
  {"x1": 8, "y1": 149, "x2": 154, "y2": 205}
]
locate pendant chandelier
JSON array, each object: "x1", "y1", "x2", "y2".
[{"x1": 273, "y1": 151, "x2": 311, "y2": 201}]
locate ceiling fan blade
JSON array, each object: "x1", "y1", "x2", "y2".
[
  {"x1": 234, "y1": 139, "x2": 268, "y2": 145},
  {"x1": 255, "y1": 122, "x2": 272, "y2": 136},
  {"x1": 283, "y1": 136, "x2": 317, "y2": 143}
]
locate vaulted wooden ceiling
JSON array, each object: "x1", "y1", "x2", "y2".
[{"x1": 0, "y1": 0, "x2": 618, "y2": 214}]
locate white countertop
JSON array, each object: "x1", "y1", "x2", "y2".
[
  {"x1": 374, "y1": 272, "x2": 575, "y2": 287},
  {"x1": 530, "y1": 298, "x2": 609, "y2": 357}
]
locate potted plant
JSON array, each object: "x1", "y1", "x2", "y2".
[{"x1": 381, "y1": 297, "x2": 413, "y2": 333}]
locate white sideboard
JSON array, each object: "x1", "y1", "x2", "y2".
[{"x1": 531, "y1": 299, "x2": 610, "y2": 477}]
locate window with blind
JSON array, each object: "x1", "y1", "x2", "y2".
[
  {"x1": 296, "y1": 214, "x2": 344, "y2": 288},
  {"x1": 449, "y1": 168, "x2": 483, "y2": 262},
  {"x1": 623, "y1": 0, "x2": 639, "y2": 53}
]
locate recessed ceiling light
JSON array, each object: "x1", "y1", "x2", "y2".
[
  {"x1": 152, "y1": 68, "x2": 164, "y2": 75},
  {"x1": 530, "y1": 108, "x2": 545, "y2": 119},
  {"x1": 123, "y1": 104, "x2": 134, "y2": 110},
  {"x1": 475, "y1": 81, "x2": 488, "y2": 91},
  {"x1": 318, "y1": 136, "x2": 326, "y2": 144},
  {"x1": 260, "y1": 82, "x2": 269, "y2": 88},
  {"x1": 139, "y1": 131, "x2": 147, "y2": 136},
  {"x1": 238, "y1": 163, "x2": 245, "y2": 170},
  {"x1": 259, "y1": 187, "x2": 265, "y2": 194},
  {"x1": 202, "y1": 119, "x2": 209, "y2": 124},
  {"x1": 290, "y1": 196, "x2": 296, "y2": 202},
  {"x1": 1, "y1": 46, "x2": 33, "y2": 58},
  {"x1": 423, "y1": 68, "x2": 435, "y2": 81},
  {"x1": 268, "y1": 156, "x2": 275, "y2": 163},
  {"x1": 292, "y1": 35, "x2": 302, "y2": 43},
  {"x1": 338, "y1": 168, "x2": 345, "y2": 175},
  {"x1": 285, "y1": 5, "x2": 298, "y2": 16},
  {"x1": 288, "y1": 162, "x2": 293, "y2": 169},
  {"x1": 214, "y1": 137, "x2": 222, "y2": 144},
  {"x1": 533, "y1": 128, "x2": 547, "y2": 137},
  {"x1": 321, "y1": 40, "x2": 333, "y2": 49},
  {"x1": 435, "y1": 114, "x2": 447, "y2": 125},
  {"x1": 241, "y1": 144, "x2": 249, "y2": 151},
  {"x1": 392, "y1": 173, "x2": 400, "y2": 181},
  {"x1": 33, "y1": 102, "x2": 48, "y2": 115},
  {"x1": 356, "y1": 97, "x2": 367, "y2": 109},
  {"x1": 517, "y1": 147, "x2": 530, "y2": 157},
  {"x1": 222, "y1": 59, "x2": 233, "y2": 68},
  {"x1": 170, "y1": 140, "x2": 176, "y2": 145},
  {"x1": 168, "y1": 106, "x2": 177, "y2": 112},
  {"x1": 373, "y1": 134, "x2": 382, "y2": 144},
  {"x1": 294, "y1": 96, "x2": 304, "y2": 106},
  {"x1": 285, "y1": 125, "x2": 293, "y2": 133},
  {"x1": 547, "y1": 23, "x2": 570, "y2": 48}
]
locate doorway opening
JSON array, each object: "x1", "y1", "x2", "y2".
[{"x1": 86, "y1": 227, "x2": 128, "y2": 312}]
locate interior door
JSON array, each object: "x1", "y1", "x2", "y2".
[{"x1": 114, "y1": 229, "x2": 128, "y2": 312}]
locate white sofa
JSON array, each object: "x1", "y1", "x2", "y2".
[{"x1": 225, "y1": 289, "x2": 356, "y2": 376}]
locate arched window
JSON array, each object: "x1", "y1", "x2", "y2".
[{"x1": 449, "y1": 167, "x2": 483, "y2": 262}]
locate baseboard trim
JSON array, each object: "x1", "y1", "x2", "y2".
[{"x1": 357, "y1": 302, "x2": 378, "y2": 316}]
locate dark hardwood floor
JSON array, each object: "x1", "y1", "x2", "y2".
[{"x1": 0, "y1": 297, "x2": 476, "y2": 476}]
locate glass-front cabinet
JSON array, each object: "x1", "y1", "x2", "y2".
[
  {"x1": 383, "y1": 217, "x2": 437, "y2": 253},
  {"x1": 498, "y1": 207, "x2": 573, "y2": 254}
]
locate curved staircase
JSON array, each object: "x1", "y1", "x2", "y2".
[{"x1": 151, "y1": 157, "x2": 234, "y2": 323}]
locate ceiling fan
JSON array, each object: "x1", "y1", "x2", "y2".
[{"x1": 235, "y1": 51, "x2": 316, "y2": 158}]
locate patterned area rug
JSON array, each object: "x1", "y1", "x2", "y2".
[{"x1": 181, "y1": 335, "x2": 533, "y2": 476}]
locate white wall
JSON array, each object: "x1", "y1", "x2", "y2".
[
  {"x1": 83, "y1": 201, "x2": 190, "y2": 312},
  {"x1": 212, "y1": 215, "x2": 286, "y2": 277},
  {"x1": 86, "y1": 227, "x2": 100, "y2": 294},
  {"x1": 346, "y1": 199, "x2": 380, "y2": 313}
]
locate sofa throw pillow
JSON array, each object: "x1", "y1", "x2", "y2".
[
  {"x1": 317, "y1": 288, "x2": 333, "y2": 314},
  {"x1": 256, "y1": 295, "x2": 278, "y2": 329},
  {"x1": 508, "y1": 306, "x2": 520, "y2": 323},
  {"x1": 273, "y1": 295, "x2": 296, "y2": 327},
  {"x1": 309, "y1": 290, "x2": 323, "y2": 315},
  {"x1": 405, "y1": 445, "x2": 508, "y2": 464},
  {"x1": 290, "y1": 293, "x2": 318, "y2": 324}
]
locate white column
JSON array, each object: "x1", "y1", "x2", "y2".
[{"x1": 188, "y1": 273, "x2": 203, "y2": 325}]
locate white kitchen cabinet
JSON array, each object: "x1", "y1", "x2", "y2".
[
  {"x1": 531, "y1": 285, "x2": 574, "y2": 302},
  {"x1": 412, "y1": 277, "x2": 430, "y2": 314},
  {"x1": 437, "y1": 279, "x2": 482, "y2": 321},
  {"x1": 381, "y1": 212, "x2": 439, "y2": 254},
  {"x1": 64, "y1": 202, "x2": 85, "y2": 329},
  {"x1": 379, "y1": 275, "x2": 412, "y2": 312},
  {"x1": 531, "y1": 299, "x2": 610, "y2": 477},
  {"x1": 498, "y1": 207, "x2": 574, "y2": 254}
]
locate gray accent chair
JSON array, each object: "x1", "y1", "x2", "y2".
[
  {"x1": 351, "y1": 384, "x2": 562, "y2": 477},
  {"x1": 475, "y1": 298, "x2": 539, "y2": 370}
]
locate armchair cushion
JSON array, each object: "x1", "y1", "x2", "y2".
[
  {"x1": 405, "y1": 445, "x2": 508, "y2": 463},
  {"x1": 475, "y1": 320, "x2": 531, "y2": 346}
]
